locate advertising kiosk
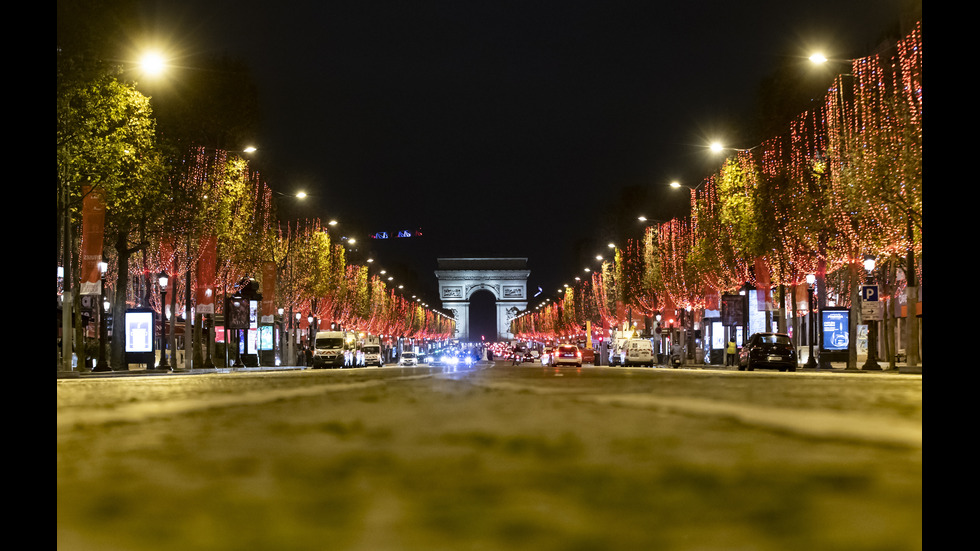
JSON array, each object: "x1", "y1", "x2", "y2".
[
  {"x1": 819, "y1": 307, "x2": 850, "y2": 369},
  {"x1": 124, "y1": 307, "x2": 155, "y2": 369}
]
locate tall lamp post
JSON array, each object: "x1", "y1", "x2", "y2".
[
  {"x1": 669, "y1": 180, "x2": 708, "y2": 230},
  {"x1": 203, "y1": 312, "x2": 215, "y2": 369},
  {"x1": 157, "y1": 272, "x2": 171, "y2": 370},
  {"x1": 296, "y1": 311, "x2": 303, "y2": 365},
  {"x1": 277, "y1": 307, "x2": 284, "y2": 366},
  {"x1": 94, "y1": 261, "x2": 111, "y2": 372},
  {"x1": 861, "y1": 257, "x2": 882, "y2": 370},
  {"x1": 805, "y1": 273, "x2": 818, "y2": 369}
]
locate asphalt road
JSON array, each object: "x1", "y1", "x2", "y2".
[{"x1": 57, "y1": 362, "x2": 922, "y2": 551}]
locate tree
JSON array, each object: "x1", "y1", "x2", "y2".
[{"x1": 57, "y1": 62, "x2": 165, "y2": 370}]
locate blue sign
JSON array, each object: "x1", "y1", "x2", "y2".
[
  {"x1": 862, "y1": 285, "x2": 879, "y2": 302},
  {"x1": 821, "y1": 308, "x2": 850, "y2": 351}
]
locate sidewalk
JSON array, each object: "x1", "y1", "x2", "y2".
[
  {"x1": 57, "y1": 359, "x2": 922, "y2": 378},
  {"x1": 57, "y1": 363, "x2": 311, "y2": 379}
]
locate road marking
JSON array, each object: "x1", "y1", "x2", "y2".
[
  {"x1": 583, "y1": 394, "x2": 921, "y2": 448},
  {"x1": 467, "y1": 380, "x2": 920, "y2": 448},
  {"x1": 57, "y1": 377, "x2": 432, "y2": 429}
]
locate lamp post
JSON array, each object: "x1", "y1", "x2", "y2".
[
  {"x1": 668, "y1": 180, "x2": 708, "y2": 231},
  {"x1": 861, "y1": 257, "x2": 882, "y2": 370},
  {"x1": 805, "y1": 273, "x2": 818, "y2": 369},
  {"x1": 203, "y1": 312, "x2": 215, "y2": 369},
  {"x1": 94, "y1": 261, "x2": 111, "y2": 371},
  {"x1": 157, "y1": 272, "x2": 171, "y2": 370},
  {"x1": 277, "y1": 307, "x2": 285, "y2": 366},
  {"x1": 296, "y1": 311, "x2": 302, "y2": 365}
]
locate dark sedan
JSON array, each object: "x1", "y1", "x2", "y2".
[{"x1": 738, "y1": 332, "x2": 797, "y2": 372}]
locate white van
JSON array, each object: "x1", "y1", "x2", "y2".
[
  {"x1": 623, "y1": 338, "x2": 654, "y2": 367},
  {"x1": 362, "y1": 343, "x2": 383, "y2": 367},
  {"x1": 312, "y1": 331, "x2": 350, "y2": 368}
]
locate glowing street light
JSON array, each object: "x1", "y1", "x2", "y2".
[
  {"x1": 708, "y1": 142, "x2": 760, "y2": 154},
  {"x1": 139, "y1": 51, "x2": 167, "y2": 76}
]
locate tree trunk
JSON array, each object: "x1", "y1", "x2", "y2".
[
  {"x1": 777, "y1": 285, "x2": 787, "y2": 334},
  {"x1": 111, "y1": 230, "x2": 131, "y2": 371}
]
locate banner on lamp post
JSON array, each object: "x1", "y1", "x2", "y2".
[
  {"x1": 80, "y1": 186, "x2": 105, "y2": 295},
  {"x1": 754, "y1": 256, "x2": 774, "y2": 311},
  {"x1": 196, "y1": 235, "x2": 216, "y2": 314},
  {"x1": 261, "y1": 261, "x2": 276, "y2": 323}
]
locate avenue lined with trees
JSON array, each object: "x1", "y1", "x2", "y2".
[
  {"x1": 511, "y1": 22, "x2": 922, "y2": 369},
  {"x1": 57, "y1": 2, "x2": 454, "y2": 372}
]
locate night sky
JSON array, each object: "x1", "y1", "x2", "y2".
[{"x1": 135, "y1": 0, "x2": 909, "y2": 308}]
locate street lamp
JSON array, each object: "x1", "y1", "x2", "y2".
[
  {"x1": 861, "y1": 257, "x2": 882, "y2": 370},
  {"x1": 157, "y1": 272, "x2": 171, "y2": 370},
  {"x1": 94, "y1": 261, "x2": 111, "y2": 372},
  {"x1": 669, "y1": 179, "x2": 708, "y2": 234},
  {"x1": 805, "y1": 273, "x2": 818, "y2": 369},
  {"x1": 277, "y1": 307, "x2": 285, "y2": 366},
  {"x1": 708, "y1": 142, "x2": 761, "y2": 154},
  {"x1": 290, "y1": 310, "x2": 306, "y2": 365},
  {"x1": 138, "y1": 51, "x2": 167, "y2": 76},
  {"x1": 203, "y1": 310, "x2": 216, "y2": 369}
]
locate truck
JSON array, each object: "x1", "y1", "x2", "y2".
[
  {"x1": 623, "y1": 338, "x2": 654, "y2": 367},
  {"x1": 360, "y1": 334, "x2": 384, "y2": 367},
  {"x1": 311, "y1": 330, "x2": 353, "y2": 368},
  {"x1": 608, "y1": 335, "x2": 629, "y2": 366}
]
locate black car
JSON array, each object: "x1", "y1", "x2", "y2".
[{"x1": 738, "y1": 332, "x2": 797, "y2": 372}]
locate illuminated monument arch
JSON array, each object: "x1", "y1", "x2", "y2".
[{"x1": 434, "y1": 258, "x2": 530, "y2": 342}]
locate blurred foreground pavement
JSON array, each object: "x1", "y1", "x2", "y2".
[{"x1": 57, "y1": 363, "x2": 921, "y2": 551}]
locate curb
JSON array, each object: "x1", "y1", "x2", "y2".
[{"x1": 58, "y1": 361, "x2": 921, "y2": 379}]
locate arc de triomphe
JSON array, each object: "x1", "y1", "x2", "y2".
[{"x1": 434, "y1": 258, "x2": 530, "y2": 342}]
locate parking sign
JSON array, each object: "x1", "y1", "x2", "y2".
[{"x1": 861, "y1": 285, "x2": 879, "y2": 302}]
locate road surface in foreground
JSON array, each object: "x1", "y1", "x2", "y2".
[{"x1": 57, "y1": 363, "x2": 922, "y2": 551}]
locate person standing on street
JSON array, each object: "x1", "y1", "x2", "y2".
[{"x1": 726, "y1": 338, "x2": 737, "y2": 366}]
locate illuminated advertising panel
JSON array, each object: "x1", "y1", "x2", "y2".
[
  {"x1": 821, "y1": 308, "x2": 850, "y2": 352},
  {"x1": 259, "y1": 325, "x2": 273, "y2": 350},
  {"x1": 247, "y1": 328, "x2": 258, "y2": 354},
  {"x1": 125, "y1": 310, "x2": 154, "y2": 353},
  {"x1": 711, "y1": 321, "x2": 724, "y2": 350}
]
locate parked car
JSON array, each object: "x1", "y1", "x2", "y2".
[
  {"x1": 398, "y1": 352, "x2": 418, "y2": 366},
  {"x1": 738, "y1": 332, "x2": 797, "y2": 372},
  {"x1": 553, "y1": 344, "x2": 582, "y2": 367},
  {"x1": 580, "y1": 347, "x2": 595, "y2": 365}
]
